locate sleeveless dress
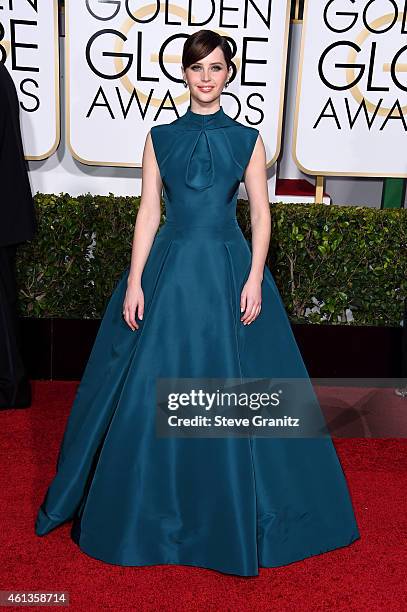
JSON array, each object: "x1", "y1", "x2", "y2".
[{"x1": 35, "y1": 105, "x2": 360, "y2": 576}]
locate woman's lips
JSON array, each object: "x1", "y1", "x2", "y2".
[{"x1": 197, "y1": 87, "x2": 214, "y2": 92}]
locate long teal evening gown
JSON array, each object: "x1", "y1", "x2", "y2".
[{"x1": 35, "y1": 105, "x2": 360, "y2": 576}]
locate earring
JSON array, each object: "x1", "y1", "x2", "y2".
[
  {"x1": 224, "y1": 80, "x2": 230, "y2": 88},
  {"x1": 183, "y1": 80, "x2": 188, "y2": 87}
]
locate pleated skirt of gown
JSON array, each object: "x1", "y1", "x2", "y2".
[{"x1": 35, "y1": 219, "x2": 360, "y2": 576}]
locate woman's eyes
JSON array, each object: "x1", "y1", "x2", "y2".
[{"x1": 191, "y1": 65, "x2": 222, "y2": 71}]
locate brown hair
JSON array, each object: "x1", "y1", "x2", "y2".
[{"x1": 182, "y1": 29, "x2": 233, "y2": 71}]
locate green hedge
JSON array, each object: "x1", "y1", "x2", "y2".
[{"x1": 16, "y1": 193, "x2": 406, "y2": 326}]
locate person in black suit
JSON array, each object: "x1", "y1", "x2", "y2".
[{"x1": 0, "y1": 61, "x2": 37, "y2": 408}]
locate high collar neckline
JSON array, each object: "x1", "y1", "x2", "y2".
[{"x1": 179, "y1": 105, "x2": 230, "y2": 130}]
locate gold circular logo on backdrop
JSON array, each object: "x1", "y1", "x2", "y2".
[
  {"x1": 346, "y1": 12, "x2": 407, "y2": 116},
  {"x1": 112, "y1": 3, "x2": 239, "y2": 107}
]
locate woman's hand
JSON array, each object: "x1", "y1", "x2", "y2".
[
  {"x1": 122, "y1": 280, "x2": 144, "y2": 331},
  {"x1": 240, "y1": 274, "x2": 262, "y2": 325}
]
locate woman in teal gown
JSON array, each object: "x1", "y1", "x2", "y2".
[{"x1": 35, "y1": 30, "x2": 360, "y2": 576}]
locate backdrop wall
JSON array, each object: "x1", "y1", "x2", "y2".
[{"x1": 1, "y1": 0, "x2": 406, "y2": 207}]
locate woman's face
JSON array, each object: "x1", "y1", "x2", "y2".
[{"x1": 182, "y1": 46, "x2": 231, "y2": 105}]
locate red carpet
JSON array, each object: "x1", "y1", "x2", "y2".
[{"x1": 0, "y1": 381, "x2": 406, "y2": 611}]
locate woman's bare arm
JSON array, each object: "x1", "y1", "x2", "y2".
[
  {"x1": 127, "y1": 130, "x2": 163, "y2": 286},
  {"x1": 123, "y1": 130, "x2": 162, "y2": 330},
  {"x1": 244, "y1": 133, "x2": 270, "y2": 282},
  {"x1": 240, "y1": 134, "x2": 270, "y2": 325}
]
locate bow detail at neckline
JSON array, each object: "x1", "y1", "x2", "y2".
[
  {"x1": 185, "y1": 129, "x2": 214, "y2": 190},
  {"x1": 180, "y1": 105, "x2": 232, "y2": 190}
]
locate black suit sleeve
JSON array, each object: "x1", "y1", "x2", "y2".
[{"x1": 0, "y1": 62, "x2": 37, "y2": 246}]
